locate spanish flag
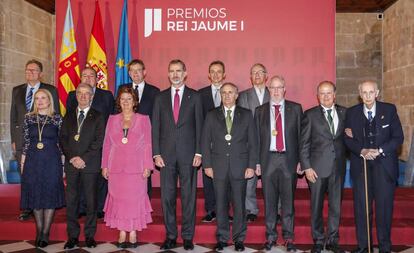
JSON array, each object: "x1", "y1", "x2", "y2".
[
  {"x1": 86, "y1": 0, "x2": 108, "y2": 90},
  {"x1": 57, "y1": 0, "x2": 80, "y2": 116}
]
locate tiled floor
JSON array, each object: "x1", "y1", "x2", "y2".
[{"x1": 0, "y1": 241, "x2": 413, "y2": 253}]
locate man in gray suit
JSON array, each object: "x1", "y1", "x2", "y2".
[
  {"x1": 300, "y1": 81, "x2": 347, "y2": 253},
  {"x1": 237, "y1": 63, "x2": 270, "y2": 222},
  {"x1": 202, "y1": 82, "x2": 257, "y2": 252},
  {"x1": 10, "y1": 59, "x2": 59, "y2": 220},
  {"x1": 255, "y1": 76, "x2": 302, "y2": 251},
  {"x1": 152, "y1": 59, "x2": 203, "y2": 251}
]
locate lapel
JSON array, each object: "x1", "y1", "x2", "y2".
[
  {"x1": 80, "y1": 109, "x2": 95, "y2": 136},
  {"x1": 165, "y1": 88, "x2": 175, "y2": 124},
  {"x1": 91, "y1": 88, "x2": 99, "y2": 109},
  {"x1": 208, "y1": 87, "x2": 215, "y2": 108},
  {"x1": 248, "y1": 88, "x2": 260, "y2": 109},
  {"x1": 374, "y1": 101, "x2": 383, "y2": 143},
  {"x1": 284, "y1": 101, "x2": 293, "y2": 138},
  {"x1": 177, "y1": 87, "x2": 191, "y2": 125},
  {"x1": 263, "y1": 88, "x2": 270, "y2": 104},
  {"x1": 19, "y1": 84, "x2": 28, "y2": 110},
  {"x1": 140, "y1": 83, "x2": 148, "y2": 104},
  {"x1": 231, "y1": 106, "x2": 242, "y2": 136},
  {"x1": 334, "y1": 105, "x2": 346, "y2": 138},
  {"x1": 262, "y1": 103, "x2": 271, "y2": 149},
  {"x1": 216, "y1": 106, "x2": 227, "y2": 134}
]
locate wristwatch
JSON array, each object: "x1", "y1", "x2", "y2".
[{"x1": 379, "y1": 147, "x2": 384, "y2": 155}]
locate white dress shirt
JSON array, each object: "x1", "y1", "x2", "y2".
[
  {"x1": 170, "y1": 85, "x2": 185, "y2": 109},
  {"x1": 321, "y1": 104, "x2": 339, "y2": 134},
  {"x1": 363, "y1": 102, "x2": 377, "y2": 120},
  {"x1": 254, "y1": 86, "x2": 266, "y2": 105},
  {"x1": 132, "y1": 81, "x2": 145, "y2": 102},
  {"x1": 269, "y1": 100, "x2": 286, "y2": 151}
]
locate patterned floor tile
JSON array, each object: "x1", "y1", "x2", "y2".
[{"x1": 0, "y1": 241, "x2": 35, "y2": 253}]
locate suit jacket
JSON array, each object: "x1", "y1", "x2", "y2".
[
  {"x1": 60, "y1": 108, "x2": 105, "y2": 173},
  {"x1": 66, "y1": 88, "x2": 114, "y2": 122},
  {"x1": 202, "y1": 106, "x2": 257, "y2": 180},
  {"x1": 300, "y1": 105, "x2": 347, "y2": 178},
  {"x1": 199, "y1": 85, "x2": 217, "y2": 118},
  {"x1": 10, "y1": 83, "x2": 59, "y2": 151},
  {"x1": 255, "y1": 100, "x2": 303, "y2": 175},
  {"x1": 152, "y1": 86, "x2": 204, "y2": 165},
  {"x1": 237, "y1": 87, "x2": 270, "y2": 116},
  {"x1": 344, "y1": 101, "x2": 404, "y2": 181},
  {"x1": 117, "y1": 82, "x2": 160, "y2": 119}
]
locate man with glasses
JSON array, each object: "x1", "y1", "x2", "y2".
[
  {"x1": 237, "y1": 63, "x2": 270, "y2": 222},
  {"x1": 10, "y1": 59, "x2": 59, "y2": 220},
  {"x1": 300, "y1": 81, "x2": 347, "y2": 253},
  {"x1": 254, "y1": 76, "x2": 302, "y2": 251}
]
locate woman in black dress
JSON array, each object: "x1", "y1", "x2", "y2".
[{"x1": 20, "y1": 89, "x2": 65, "y2": 248}]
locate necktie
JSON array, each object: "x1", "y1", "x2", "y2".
[
  {"x1": 274, "y1": 105, "x2": 284, "y2": 151},
  {"x1": 368, "y1": 111, "x2": 373, "y2": 122},
  {"x1": 214, "y1": 88, "x2": 221, "y2": 107},
  {"x1": 226, "y1": 109, "x2": 232, "y2": 134},
  {"x1": 134, "y1": 85, "x2": 140, "y2": 104},
  {"x1": 173, "y1": 89, "x2": 180, "y2": 123},
  {"x1": 78, "y1": 110, "x2": 85, "y2": 123},
  {"x1": 26, "y1": 87, "x2": 34, "y2": 112},
  {"x1": 327, "y1": 109, "x2": 335, "y2": 135}
]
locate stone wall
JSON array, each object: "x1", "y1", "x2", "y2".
[
  {"x1": 336, "y1": 13, "x2": 383, "y2": 108},
  {"x1": 0, "y1": 0, "x2": 55, "y2": 168},
  {"x1": 383, "y1": 0, "x2": 414, "y2": 160}
]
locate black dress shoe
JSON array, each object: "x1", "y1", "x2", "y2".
[
  {"x1": 351, "y1": 247, "x2": 369, "y2": 253},
  {"x1": 234, "y1": 241, "x2": 245, "y2": 252},
  {"x1": 285, "y1": 240, "x2": 297, "y2": 252},
  {"x1": 201, "y1": 212, "x2": 216, "y2": 222},
  {"x1": 215, "y1": 241, "x2": 228, "y2": 251},
  {"x1": 264, "y1": 241, "x2": 275, "y2": 251},
  {"x1": 246, "y1": 213, "x2": 257, "y2": 222},
  {"x1": 160, "y1": 238, "x2": 176, "y2": 250},
  {"x1": 64, "y1": 238, "x2": 79, "y2": 249},
  {"x1": 183, "y1": 240, "x2": 194, "y2": 250},
  {"x1": 379, "y1": 251, "x2": 391, "y2": 253},
  {"x1": 37, "y1": 240, "x2": 48, "y2": 248},
  {"x1": 326, "y1": 243, "x2": 345, "y2": 253},
  {"x1": 129, "y1": 242, "x2": 138, "y2": 248},
  {"x1": 311, "y1": 244, "x2": 324, "y2": 253},
  {"x1": 97, "y1": 211, "x2": 105, "y2": 219},
  {"x1": 116, "y1": 241, "x2": 128, "y2": 248},
  {"x1": 85, "y1": 237, "x2": 97, "y2": 248},
  {"x1": 18, "y1": 210, "x2": 32, "y2": 221}
]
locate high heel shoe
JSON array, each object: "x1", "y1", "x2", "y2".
[{"x1": 37, "y1": 233, "x2": 49, "y2": 248}]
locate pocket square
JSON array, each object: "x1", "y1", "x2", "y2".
[{"x1": 382, "y1": 124, "x2": 389, "y2": 128}]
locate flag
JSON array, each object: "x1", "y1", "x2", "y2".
[
  {"x1": 86, "y1": 0, "x2": 108, "y2": 90},
  {"x1": 57, "y1": 0, "x2": 81, "y2": 116},
  {"x1": 115, "y1": 0, "x2": 132, "y2": 95}
]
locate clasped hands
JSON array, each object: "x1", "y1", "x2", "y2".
[
  {"x1": 70, "y1": 156, "x2": 85, "y2": 169},
  {"x1": 345, "y1": 128, "x2": 380, "y2": 160}
]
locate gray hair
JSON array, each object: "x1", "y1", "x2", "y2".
[{"x1": 76, "y1": 82, "x2": 93, "y2": 95}]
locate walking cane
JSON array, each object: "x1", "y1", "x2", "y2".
[{"x1": 361, "y1": 155, "x2": 371, "y2": 253}]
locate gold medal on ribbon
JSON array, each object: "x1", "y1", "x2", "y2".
[
  {"x1": 74, "y1": 134, "x2": 80, "y2": 141},
  {"x1": 36, "y1": 142, "x2": 44, "y2": 149},
  {"x1": 272, "y1": 129, "x2": 278, "y2": 136},
  {"x1": 121, "y1": 137, "x2": 128, "y2": 144}
]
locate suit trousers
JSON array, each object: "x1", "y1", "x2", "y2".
[
  {"x1": 202, "y1": 170, "x2": 216, "y2": 213},
  {"x1": 160, "y1": 163, "x2": 197, "y2": 240},
  {"x1": 245, "y1": 174, "x2": 259, "y2": 215},
  {"x1": 309, "y1": 166, "x2": 343, "y2": 245},
  {"x1": 262, "y1": 152, "x2": 296, "y2": 241},
  {"x1": 65, "y1": 171, "x2": 99, "y2": 239},
  {"x1": 352, "y1": 160, "x2": 395, "y2": 252},
  {"x1": 214, "y1": 173, "x2": 247, "y2": 243}
]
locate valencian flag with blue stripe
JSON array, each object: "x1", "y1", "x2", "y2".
[
  {"x1": 57, "y1": 0, "x2": 81, "y2": 115},
  {"x1": 115, "y1": 0, "x2": 132, "y2": 95}
]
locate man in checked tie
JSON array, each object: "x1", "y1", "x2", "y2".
[
  {"x1": 151, "y1": 59, "x2": 203, "y2": 251},
  {"x1": 254, "y1": 75, "x2": 303, "y2": 251},
  {"x1": 10, "y1": 59, "x2": 59, "y2": 221},
  {"x1": 299, "y1": 81, "x2": 347, "y2": 253},
  {"x1": 202, "y1": 82, "x2": 257, "y2": 252}
]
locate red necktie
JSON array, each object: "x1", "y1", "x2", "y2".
[
  {"x1": 173, "y1": 88, "x2": 180, "y2": 123},
  {"x1": 274, "y1": 105, "x2": 284, "y2": 151}
]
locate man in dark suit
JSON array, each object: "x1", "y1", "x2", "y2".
[
  {"x1": 344, "y1": 81, "x2": 403, "y2": 253},
  {"x1": 117, "y1": 59, "x2": 160, "y2": 198},
  {"x1": 254, "y1": 76, "x2": 302, "y2": 252},
  {"x1": 198, "y1": 60, "x2": 226, "y2": 222},
  {"x1": 10, "y1": 59, "x2": 59, "y2": 221},
  {"x1": 202, "y1": 82, "x2": 257, "y2": 252},
  {"x1": 66, "y1": 67, "x2": 114, "y2": 218},
  {"x1": 237, "y1": 63, "x2": 270, "y2": 222},
  {"x1": 60, "y1": 83, "x2": 105, "y2": 249},
  {"x1": 152, "y1": 59, "x2": 203, "y2": 251},
  {"x1": 300, "y1": 81, "x2": 347, "y2": 253}
]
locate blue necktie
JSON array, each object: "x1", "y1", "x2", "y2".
[
  {"x1": 26, "y1": 87, "x2": 34, "y2": 112},
  {"x1": 368, "y1": 111, "x2": 373, "y2": 122}
]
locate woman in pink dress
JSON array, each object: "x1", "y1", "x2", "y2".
[{"x1": 101, "y1": 86, "x2": 153, "y2": 248}]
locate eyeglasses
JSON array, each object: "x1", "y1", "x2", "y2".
[
  {"x1": 251, "y1": 70, "x2": 266, "y2": 76},
  {"x1": 25, "y1": 69, "x2": 40, "y2": 73},
  {"x1": 268, "y1": 86, "x2": 285, "y2": 90}
]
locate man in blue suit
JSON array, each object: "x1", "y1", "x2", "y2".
[{"x1": 344, "y1": 80, "x2": 403, "y2": 253}]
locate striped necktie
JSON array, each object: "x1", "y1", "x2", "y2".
[{"x1": 26, "y1": 87, "x2": 34, "y2": 112}]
